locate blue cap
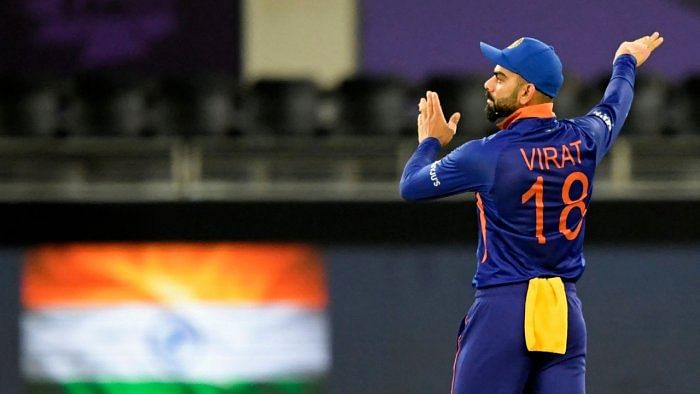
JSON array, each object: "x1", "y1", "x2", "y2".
[{"x1": 480, "y1": 37, "x2": 563, "y2": 98}]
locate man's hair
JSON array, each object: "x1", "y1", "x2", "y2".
[
  {"x1": 531, "y1": 89, "x2": 554, "y2": 104},
  {"x1": 515, "y1": 75, "x2": 554, "y2": 106}
]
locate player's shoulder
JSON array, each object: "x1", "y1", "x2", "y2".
[
  {"x1": 474, "y1": 129, "x2": 514, "y2": 147},
  {"x1": 560, "y1": 113, "x2": 610, "y2": 134},
  {"x1": 458, "y1": 131, "x2": 510, "y2": 155},
  {"x1": 444, "y1": 132, "x2": 508, "y2": 166}
]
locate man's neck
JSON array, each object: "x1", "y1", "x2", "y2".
[{"x1": 497, "y1": 103, "x2": 556, "y2": 130}]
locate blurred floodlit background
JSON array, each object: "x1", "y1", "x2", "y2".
[
  {"x1": 0, "y1": 0, "x2": 698, "y2": 200},
  {"x1": 0, "y1": 1, "x2": 697, "y2": 393}
]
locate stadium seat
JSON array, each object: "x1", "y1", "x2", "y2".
[
  {"x1": 244, "y1": 79, "x2": 320, "y2": 135},
  {"x1": 554, "y1": 73, "x2": 588, "y2": 119},
  {"x1": 152, "y1": 75, "x2": 241, "y2": 137},
  {"x1": 197, "y1": 75, "x2": 240, "y2": 136},
  {"x1": 680, "y1": 75, "x2": 700, "y2": 135},
  {"x1": 0, "y1": 75, "x2": 64, "y2": 137},
  {"x1": 74, "y1": 73, "x2": 155, "y2": 137},
  {"x1": 337, "y1": 76, "x2": 410, "y2": 135},
  {"x1": 625, "y1": 74, "x2": 670, "y2": 136}
]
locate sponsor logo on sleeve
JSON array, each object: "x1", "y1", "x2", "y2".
[
  {"x1": 592, "y1": 111, "x2": 613, "y2": 132},
  {"x1": 429, "y1": 161, "x2": 441, "y2": 187}
]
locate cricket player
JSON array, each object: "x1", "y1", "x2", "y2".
[{"x1": 399, "y1": 33, "x2": 664, "y2": 393}]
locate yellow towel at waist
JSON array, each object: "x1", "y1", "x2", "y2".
[{"x1": 524, "y1": 277, "x2": 568, "y2": 354}]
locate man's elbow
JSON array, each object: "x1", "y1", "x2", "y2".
[
  {"x1": 399, "y1": 180, "x2": 420, "y2": 201},
  {"x1": 400, "y1": 190, "x2": 417, "y2": 202},
  {"x1": 399, "y1": 179, "x2": 415, "y2": 201}
]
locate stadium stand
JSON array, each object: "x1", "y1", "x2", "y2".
[{"x1": 0, "y1": 72, "x2": 698, "y2": 201}]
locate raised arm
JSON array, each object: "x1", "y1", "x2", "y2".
[
  {"x1": 400, "y1": 91, "x2": 497, "y2": 201},
  {"x1": 577, "y1": 32, "x2": 664, "y2": 163},
  {"x1": 400, "y1": 91, "x2": 462, "y2": 200}
]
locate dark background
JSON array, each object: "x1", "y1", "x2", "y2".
[{"x1": 0, "y1": 200, "x2": 697, "y2": 244}]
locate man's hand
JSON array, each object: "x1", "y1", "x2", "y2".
[
  {"x1": 614, "y1": 32, "x2": 664, "y2": 67},
  {"x1": 417, "y1": 91, "x2": 461, "y2": 146}
]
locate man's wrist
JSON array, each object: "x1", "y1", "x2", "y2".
[
  {"x1": 614, "y1": 53, "x2": 638, "y2": 68},
  {"x1": 419, "y1": 137, "x2": 442, "y2": 146}
]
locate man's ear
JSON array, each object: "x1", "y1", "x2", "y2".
[{"x1": 519, "y1": 83, "x2": 537, "y2": 105}]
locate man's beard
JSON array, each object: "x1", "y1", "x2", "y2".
[{"x1": 485, "y1": 92, "x2": 519, "y2": 123}]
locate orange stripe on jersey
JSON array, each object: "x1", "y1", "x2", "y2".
[{"x1": 475, "y1": 193, "x2": 488, "y2": 263}]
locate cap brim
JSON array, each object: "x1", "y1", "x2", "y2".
[{"x1": 480, "y1": 42, "x2": 512, "y2": 71}]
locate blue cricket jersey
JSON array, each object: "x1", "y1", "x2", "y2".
[{"x1": 400, "y1": 55, "x2": 637, "y2": 289}]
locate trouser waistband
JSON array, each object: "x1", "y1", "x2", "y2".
[{"x1": 475, "y1": 280, "x2": 576, "y2": 298}]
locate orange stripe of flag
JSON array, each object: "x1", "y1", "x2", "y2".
[{"x1": 23, "y1": 243, "x2": 327, "y2": 310}]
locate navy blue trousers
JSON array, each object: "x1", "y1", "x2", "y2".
[{"x1": 451, "y1": 282, "x2": 586, "y2": 394}]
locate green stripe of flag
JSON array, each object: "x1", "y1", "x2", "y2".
[{"x1": 28, "y1": 381, "x2": 324, "y2": 394}]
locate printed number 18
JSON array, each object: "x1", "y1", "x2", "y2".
[{"x1": 521, "y1": 171, "x2": 589, "y2": 244}]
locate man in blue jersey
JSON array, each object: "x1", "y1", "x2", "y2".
[{"x1": 400, "y1": 33, "x2": 663, "y2": 393}]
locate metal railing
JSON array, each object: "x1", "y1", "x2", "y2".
[{"x1": 0, "y1": 135, "x2": 698, "y2": 201}]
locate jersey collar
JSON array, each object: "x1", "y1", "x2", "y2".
[{"x1": 497, "y1": 103, "x2": 556, "y2": 130}]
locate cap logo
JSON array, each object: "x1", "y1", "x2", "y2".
[{"x1": 507, "y1": 37, "x2": 524, "y2": 49}]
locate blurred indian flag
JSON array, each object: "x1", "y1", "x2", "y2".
[{"x1": 21, "y1": 243, "x2": 329, "y2": 394}]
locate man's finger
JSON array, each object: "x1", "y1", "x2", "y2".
[
  {"x1": 419, "y1": 97, "x2": 427, "y2": 118},
  {"x1": 448, "y1": 112, "x2": 461, "y2": 132},
  {"x1": 638, "y1": 32, "x2": 662, "y2": 50},
  {"x1": 633, "y1": 37, "x2": 648, "y2": 46},
  {"x1": 650, "y1": 35, "x2": 664, "y2": 51},
  {"x1": 425, "y1": 91, "x2": 434, "y2": 119},
  {"x1": 431, "y1": 92, "x2": 446, "y2": 121}
]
